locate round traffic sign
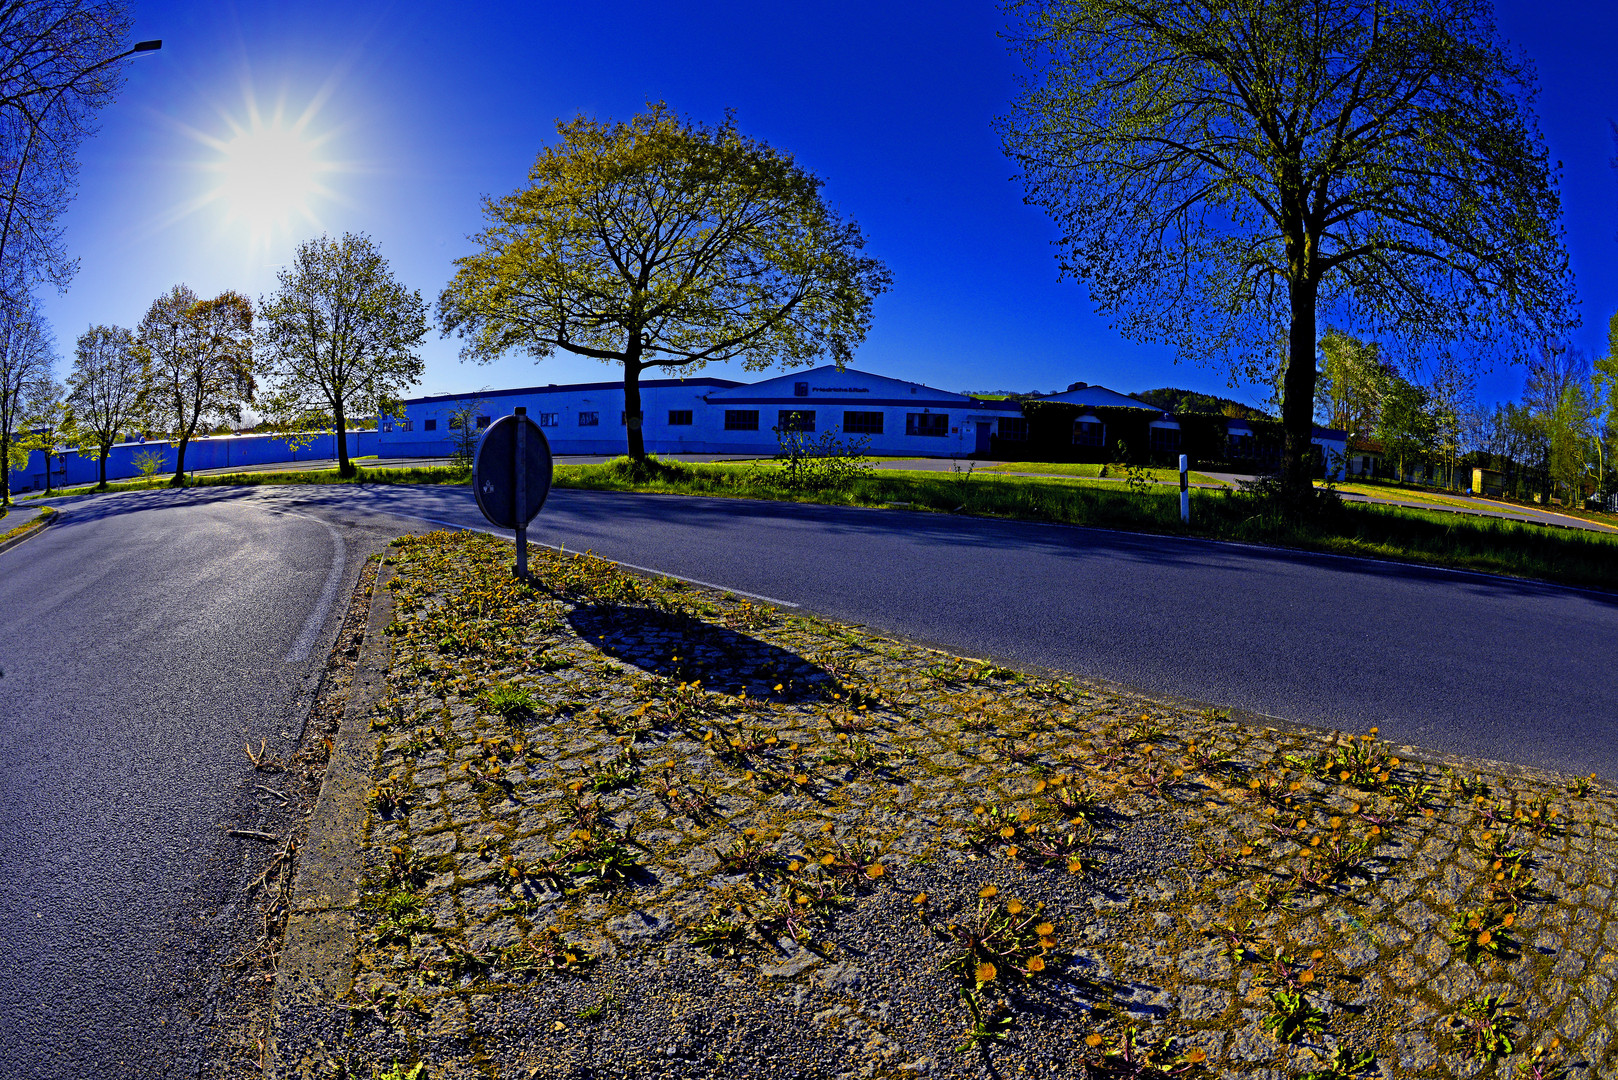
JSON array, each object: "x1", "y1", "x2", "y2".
[{"x1": 472, "y1": 412, "x2": 553, "y2": 529}]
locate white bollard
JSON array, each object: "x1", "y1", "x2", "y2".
[{"x1": 1179, "y1": 454, "x2": 1189, "y2": 524}]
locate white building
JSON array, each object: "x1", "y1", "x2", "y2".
[{"x1": 380, "y1": 366, "x2": 1022, "y2": 459}]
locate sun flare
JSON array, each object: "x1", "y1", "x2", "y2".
[{"x1": 192, "y1": 96, "x2": 340, "y2": 248}]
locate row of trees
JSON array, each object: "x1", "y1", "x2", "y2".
[
  {"x1": 0, "y1": 232, "x2": 426, "y2": 504},
  {"x1": 1312, "y1": 320, "x2": 1618, "y2": 507}
]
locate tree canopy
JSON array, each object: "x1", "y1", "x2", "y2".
[
  {"x1": 258, "y1": 232, "x2": 427, "y2": 477},
  {"x1": 438, "y1": 103, "x2": 891, "y2": 460},
  {"x1": 137, "y1": 284, "x2": 254, "y2": 485},
  {"x1": 0, "y1": 290, "x2": 52, "y2": 506},
  {"x1": 999, "y1": 0, "x2": 1575, "y2": 493},
  {"x1": 66, "y1": 321, "x2": 142, "y2": 487}
]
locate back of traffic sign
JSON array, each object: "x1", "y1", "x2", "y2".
[{"x1": 472, "y1": 411, "x2": 553, "y2": 529}]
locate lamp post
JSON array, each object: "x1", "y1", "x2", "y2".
[{"x1": 0, "y1": 39, "x2": 162, "y2": 291}]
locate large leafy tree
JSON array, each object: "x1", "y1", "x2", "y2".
[
  {"x1": 1375, "y1": 375, "x2": 1433, "y2": 482},
  {"x1": 258, "y1": 233, "x2": 427, "y2": 477},
  {"x1": 137, "y1": 284, "x2": 254, "y2": 485},
  {"x1": 999, "y1": 0, "x2": 1575, "y2": 495},
  {"x1": 1314, "y1": 328, "x2": 1388, "y2": 436},
  {"x1": 438, "y1": 103, "x2": 892, "y2": 461},
  {"x1": 0, "y1": 290, "x2": 52, "y2": 509},
  {"x1": 66, "y1": 321, "x2": 142, "y2": 488}
]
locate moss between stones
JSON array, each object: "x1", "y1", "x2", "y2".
[{"x1": 274, "y1": 530, "x2": 1618, "y2": 1080}]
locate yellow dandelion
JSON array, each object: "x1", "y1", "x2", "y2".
[
  {"x1": 1299, "y1": 969, "x2": 1314, "y2": 983},
  {"x1": 1036, "y1": 922, "x2": 1054, "y2": 936},
  {"x1": 1477, "y1": 931, "x2": 1492, "y2": 945},
  {"x1": 1005, "y1": 899, "x2": 1024, "y2": 915},
  {"x1": 976, "y1": 961, "x2": 997, "y2": 983},
  {"x1": 913, "y1": 892, "x2": 929, "y2": 905},
  {"x1": 1184, "y1": 1050, "x2": 1206, "y2": 1063},
  {"x1": 1501, "y1": 912, "x2": 1515, "y2": 927},
  {"x1": 866, "y1": 863, "x2": 886, "y2": 879},
  {"x1": 979, "y1": 885, "x2": 999, "y2": 898},
  {"x1": 999, "y1": 826, "x2": 1017, "y2": 839},
  {"x1": 1026, "y1": 955, "x2": 1046, "y2": 972},
  {"x1": 1085, "y1": 1034, "x2": 1103, "y2": 1048}
]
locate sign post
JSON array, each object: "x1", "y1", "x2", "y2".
[
  {"x1": 472, "y1": 408, "x2": 553, "y2": 579},
  {"x1": 1179, "y1": 454, "x2": 1189, "y2": 524}
]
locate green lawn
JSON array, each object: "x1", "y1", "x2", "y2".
[
  {"x1": 548, "y1": 457, "x2": 1618, "y2": 592},
  {"x1": 16, "y1": 454, "x2": 1615, "y2": 592},
  {"x1": 983, "y1": 460, "x2": 1223, "y2": 485}
]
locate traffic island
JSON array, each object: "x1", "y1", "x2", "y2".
[
  {"x1": 0, "y1": 505, "x2": 57, "y2": 553},
  {"x1": 270, "y1": 529, "x2": 1618, "y2": 1079}
]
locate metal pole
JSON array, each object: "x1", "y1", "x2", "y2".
[
  {"x1": 1179, "y1": 454, "x2": 1189, "y2": 524},
  {"x1": 514, "y1": 407, "x2": 528, "y2": 579}
]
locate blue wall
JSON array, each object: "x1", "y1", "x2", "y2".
[{"x1": 7, "y1": 430, "x2": 378, "y2": 493}]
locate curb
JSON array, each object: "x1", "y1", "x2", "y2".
[
  {"x1": 0, "y1": 508, "x2": 57, "y2": 555},
  {"x1": 268, "y1": 558, "x2": 397, "y2": 1079}
]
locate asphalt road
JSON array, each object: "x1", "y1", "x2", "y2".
[
  {"x1": 258, "y1": 482, "x2": 1618, "y2": 780},
  {"x1": 0, "y1": 488, "x2": 409, "y2": 1078},
  {"x1": 3, "y1": 482, "x2": 1615, "y2": 1076}
]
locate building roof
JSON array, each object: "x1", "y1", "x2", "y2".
[
  {"x1": 1031, "y1": 383, "x2": 1157, "y2": 410},
  {"x1": 404, "y1": 377, "x2": 743, "y2": 406},
  {"x1": 704, "y1": 365, "x2": 1020, "y2": 410}
]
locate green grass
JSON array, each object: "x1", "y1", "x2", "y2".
[
  {"x1": 17, "y1": 453, "x2": 1617, "y2": 591},
  {"x1": 980, "y1": 460, "x2": 1223, "y2": 485},
  {"x1": 0, "y1": 505, "x2": 55, "y2": 541},
  {"x1": 551, "y1": 457, "x2": 1618, "y2": 592},
  {"x1": 23, "y1": 464, "x2": 471, "y2": 499}
]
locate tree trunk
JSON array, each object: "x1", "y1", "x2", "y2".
[
  {"x1": 334, "y1": 397, "x2": 354, "y2": 478},
  {"x1": 1, "y1": 433, "x2": 11, "y2": 509},
  {"x1": 623, "y1": 350, "x2": 646, "y2": 462},
  {"x1": 1281, "y1": 278, "x2": 1320, "y2": 496},
  {"x1": 98, "y1": 442, "x2": 109, "y2": 489},
  {"x1": 171, "y1": 435, "x2": 189, "y2": 486}
]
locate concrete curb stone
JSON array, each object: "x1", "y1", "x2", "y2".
[
  {"x1": 269, "y1": 558, "x2": 397, "y2": 1077},
  {"x1": 0, "y1": 507, "x2": 57, "y2": 555}
]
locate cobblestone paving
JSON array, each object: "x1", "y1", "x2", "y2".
[{"x1": 273, "y1": 531, "x2": 1618, "y2": 1080}]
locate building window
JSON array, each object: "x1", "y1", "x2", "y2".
[
  {"x1": 424, "y1": 418, "x2": 437, "y2": 432},
  {"x1": 777, "y1": 409, "x2": 816, "y2": 432},
  {"x1": 477, "y1": 415, "x2": 491, "y2": 429},
  {"x1": 843, "y1": 411, "x2": 883, "y2": 435},
  {"x1": 578, "y1": 411, "x2": 599, "y2": 427},
  {"x1": 998, "y1": 417, "x2": 1028, "y2": 442},
  {"x1": 906, "y1": 412, "x2": 947, "y2": 437},
  {"x1": 1073, "y1": 420, "x2": 1104, "y2": 447},
  {"x1": 539, "y1": 412, "x2": 558, "y2": 427},
  {"x1": 668, "y1": 409, "x2": 693, "y2": 426},
  {"x1": 1149, "y1": 426, "x2": 1180, "y2": 454},
  {"x1": 794, "y1": 381, "x2": 809, "y2": 398},
  {"x1": 725, "y1": 409, "x2": 759, "y2": 431}
]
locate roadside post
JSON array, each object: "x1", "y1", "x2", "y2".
[
  {"x1": 1179, "y1": 454, "x2": 1189, "y2": 524},
  {"x1": 471, "y1": 406, "x2": 553, "y2": 579}
]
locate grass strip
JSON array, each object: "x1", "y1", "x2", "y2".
[{"x1": 552, "y1": 457, "x2": 1618, "y2": 593}]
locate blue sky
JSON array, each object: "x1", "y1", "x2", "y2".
[{"x1": 34, "y1": 0, "x2": 1618, "y2": 414}]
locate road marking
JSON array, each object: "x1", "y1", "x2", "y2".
[
  {"x1": 281, "y1": 514, "x2": 348, "y2": 664},
  {"x1": 410, "y1": 514, "x2": 801, "y2": 609}
]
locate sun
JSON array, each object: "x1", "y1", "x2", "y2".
[{"x1": 191, "y1": 96, "x2": 340, "y2": 248}]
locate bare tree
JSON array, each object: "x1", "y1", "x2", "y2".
[
  {"x1": 0, "y1": 2, "x2": 158, "y2": 298},
  {"x1": 0, "y1": 288, "x2": 52, "y2": 508},
  {"x1": 66, "y1": 321, "x2": 141, "y2": 488},
  {"x1": 137, "y1": 285, "x2": 254, "y2": 486}
]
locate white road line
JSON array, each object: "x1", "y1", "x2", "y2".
[
  {"x1": 409, "y1": 514, "x2": 801, "y2": 609},
  {"x1": 278, "y1": 512, "x2": 348, "y2": 664}
]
